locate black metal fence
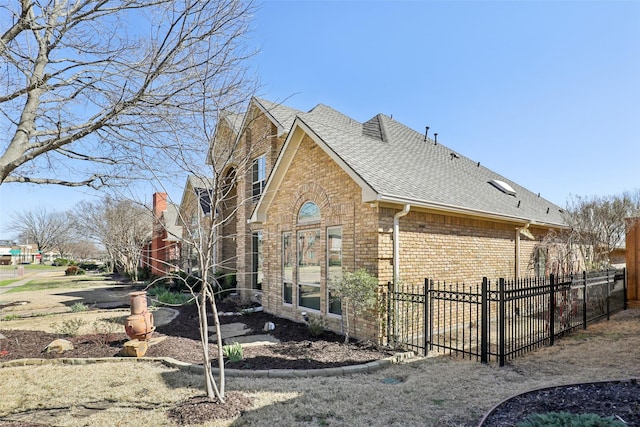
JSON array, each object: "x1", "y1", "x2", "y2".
[{"x1": 386, "y1": 269, "x2": 627, "y2": 366}]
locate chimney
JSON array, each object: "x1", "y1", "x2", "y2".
[
  {"x1": 434, "y1": 133, "x2": 438, "y2": 145},
  {"x1": 153, "y1": 192, "x2": 168, "y2": 217},
  {"x1": 424, "y1": 126, "x2": 429, "y2": 142}
]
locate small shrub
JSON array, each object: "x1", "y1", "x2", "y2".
[
  {"x1": 223, "y1": 342, "x2": 244, "y2": 363},
  {"x1": 148, "y1": 287, "x2": 193, "y2": 306},
  {"x1": 90, "y1": 320, "x2": 120, "y2": 345},
  {"x1": 307, "y1": 316, "x2": 325, "y2": 337},
  {"x1": 516, "y1": 412, "x2": 626, "y2": 427},
  {"x1": 70, "y1": 302, "x2": 89, "y2": 313},
  {"x1": 78, "y1": 262, "x2": 99, "y2": 271},
  {"x1": 65, "y1": 265, "x2": 86, "y2": 276},
  {"x1": 2, "y1": 314, "x2": 20, "y2": 321},
  {"x1": 53, "y1": 318, "x2": 87, "y2": 336}
]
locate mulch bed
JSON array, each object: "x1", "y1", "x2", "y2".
[
  {"x1": 0, "y1": 301, "x2": 395, "y2": 368},
  {"x1": 480, "y1": 380, "x2": 640, "y2": 426}
]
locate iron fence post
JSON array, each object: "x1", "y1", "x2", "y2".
[
  {"x1": 481, "y1": 277, "x2": 488, "y2": 364},
  {"x1": 499, "y1": 278, "x2": 506, "y2": 367},
  {"x1": 582, "y1": 271, "x2": 587, "y2": 329},
  {"x1": 424, "y1": 278, "x2": 428, "y2": 356},
  {"x1": 549, "y1": 274, "x2": 555, "y2": 346}
]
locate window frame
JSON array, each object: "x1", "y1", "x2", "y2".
[
  {"x1": 297, "y1": 228, "x2": 321, "y2": 311},
  {"x1": 252, "y1": 231, "x2": 263, "y2": 291},
  {"x1": 252, "y1": 155, "x2": 266, "y2": 199},
  {"x1": 327, "y1": 226, "x2": 343, "y2": 316},
  {"x1": 282, "y1": 232, "x2": 293, "y2": 305}
]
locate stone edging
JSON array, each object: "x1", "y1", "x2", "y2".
[
  {"x1": 476, "y1": 377, "x2": 640, "y2": 427},
  {"x1": 0, "y1": 351, "x2": 415, "y2": 378}
]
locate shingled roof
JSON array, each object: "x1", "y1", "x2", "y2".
[{"x1": 253, "y1": 100, "x2": 567, "y2": 228}]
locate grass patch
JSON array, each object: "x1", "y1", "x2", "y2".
[
  {"x1": 147, "y1": 287, "x2": 194, "y2": 306},
  {"x1": 0, "y1": 278, "x2": 19, "y2": 287},
  {"x1": 6, "y1": 277, "x2": 103, "y2": 293}
]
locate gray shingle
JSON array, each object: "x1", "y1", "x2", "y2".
[{"x1": 296, "y1": 104, "x2": 566, "y2": 227}]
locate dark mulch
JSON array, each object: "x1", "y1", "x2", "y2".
[
  {"x1": 0, "y1": 301, "x2": 395, "y2": 369},
  {"x1": 480, "y1": 380, "x2": 640, "y2": 426}
]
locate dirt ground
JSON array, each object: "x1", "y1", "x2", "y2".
[{"x1": 1, "y1": 273, "x2": 640, "y2": 426}]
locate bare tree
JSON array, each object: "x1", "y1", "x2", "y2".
[
  {"x1": 73, "y1": 197, "x2": 151, "y2": 279},
  {"x1": 562, "y1": 191, "x2": 640, "y2": 269},
  {"x1": 9, "y1": 206, "x2": 69, "y2": 259},
  {"x1": 0, "y1": 0, "x2": 255, "y2": 189}
]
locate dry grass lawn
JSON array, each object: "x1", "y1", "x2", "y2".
[{"x1": 1, "y1": 308, "x2": 639, "y2": 426}]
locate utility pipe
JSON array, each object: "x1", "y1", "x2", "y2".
[
  {"x1": 515, "y1": 223, "x2": 531, "y2": 281},
  {"x1": 393, "y1": 204, "x2": 411, "y2": 284}
]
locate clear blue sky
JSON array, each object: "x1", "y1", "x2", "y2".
[{"x1": 1, "y1": 0, "x2": 638, "y2": 240}]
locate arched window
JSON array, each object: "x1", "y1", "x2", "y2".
[{"x1": 298, "y1": 201, "x2": 320, "y2": 222}]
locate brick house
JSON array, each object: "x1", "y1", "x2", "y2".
[
  {"x1": 141, "y1": 192, "x2": 181, "y2": 277},
  {"x1": 212, "y1": 97, "x2": 568, "y2": 341}
]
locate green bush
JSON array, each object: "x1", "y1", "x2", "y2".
[
  {"x1": 78, "y1": 262, "x2": 99, "y2": 271},
  {"x1": 171, "y1": 271, "x2": 202, "y2": 293},
  {"x1": 223, "y1": 342, "x2": 244, "y2": 363},
  {"x1": 516, "y1": 412, "x2": 626, "y2": 427},
  {"x1": 214, "y1": 271, "x2": 236, "y2": 300},
  {"x1": 52, "y1": 258, "x2": 69, "y2": 266},
  {"x1": 148, "y1": 286, "x2": 193, "y2": 306}
]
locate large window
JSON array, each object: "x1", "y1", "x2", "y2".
[
  {"x1": 252, "y1": 231, "x2": 263, "y2": 290},
  {"x1": 327, "y1": 227, "x2": 342, "y2": 315},
  {"x1": 298, "y1": 229, "x2": 321, "y2": 310},
  {"x1": 252, "y1": 155, "x2": 266, "y2": 199},
  {"x1": 282, "y1": 232, "x2": 293, "y2": 304}
]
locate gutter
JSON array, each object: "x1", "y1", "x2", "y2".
[
  {"x1": 515, "y1": 223, "x2": 532, "y2": 281},
  {"x1": 393, "y1": 204, "x2": 411, "y2": 284},
  {"x1": 376, "y1": 194, "x2": 568, "y2": 229}
]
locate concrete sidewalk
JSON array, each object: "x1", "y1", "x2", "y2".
[{"x1": 0, "y1": 270, "x2": 63, "y2": 295}]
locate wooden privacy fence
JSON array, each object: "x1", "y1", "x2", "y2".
[{"x1": 386, "y1": 269, "x2": 627, "y2": 366}]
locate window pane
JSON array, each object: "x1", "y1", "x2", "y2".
[
  {"x1": 252, "y1": 231, "x2": 263, "y2": 290},
  {"x1": 299, "y1": 284, "x2": 320, "y2": 310},
  {"x1": 298, "y1": 229, "x2": 320, "y2": 285},
  {"x1": 327, "y1": 226, "x2": 342, "y2": 315},
  {"x1": 328, "y1": 289, "x2": 342, "y2": 315},
  {"x1": 252, "y1": 155, "x2": 266, "y2": 198},
  {"x1": 298, "y1": 229, "x2": 321, "y2": 310},
  {"x1": 282, "y1": 232, "x2": 293, "y2": 305},
  {"x1": 283, "y1": 282, "x2": 293, "y2": 304},
  {"x1": 283, "y1": 232, "x2": 293, "y2": 282},
  {"x1": 298, "y1": 201, "x2": 320, "y2": 222}
]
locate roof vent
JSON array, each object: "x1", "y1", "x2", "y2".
[{"x1": 489, "y1": 179, "x2": 517, "y2": 196}]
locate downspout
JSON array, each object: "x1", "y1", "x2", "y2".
[
  {"x1": 393, "y1": 204, "x2": 411, "y2": 284},
  {"x1": 515, "y1": 223, "x2": 531, "y2": 281}
]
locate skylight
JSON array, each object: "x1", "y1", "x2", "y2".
[{"x1": 489, "y1": 179, "x2": 517, "y2": 196}]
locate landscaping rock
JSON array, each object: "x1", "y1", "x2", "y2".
[
  {"x1": 121, "y1": 339, "x2": 148, "y2": 357},
  {"x1": 43, "y1": 339, "x2": 74, "y2": 354}
]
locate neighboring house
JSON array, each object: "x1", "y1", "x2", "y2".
[
  {"x1": 141, "y1": 192, "x2": 181, "y2": 277},
  {"x1": 213, "y1": 97, "x2": 569, "y2": 341},
  {"x1": 176, "y1": 175, "x2": 215, "y2": 274}
]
